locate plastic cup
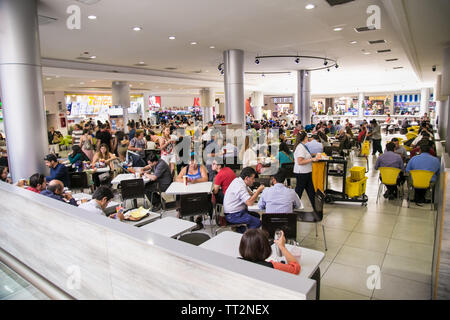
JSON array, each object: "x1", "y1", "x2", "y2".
[
  {"x1": 290, "y1": 247, "x2": 302, "y2": 261},
  {"x1": 183, "y1": 175, "x2": 188, "y2": 186}
]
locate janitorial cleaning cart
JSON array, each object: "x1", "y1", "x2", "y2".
[{"x1": 319, "y1": 157, "x2": 368, "y2": 206}]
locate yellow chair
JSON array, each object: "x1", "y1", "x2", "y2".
[
  {"x1": 407, "y1": 170, "x2": 435, "y2": 210},
  {"x1": 376, "y1": 167, "x2": 402, "y2": 204},
  {"x1": 406, "y1": 132, "x2": 418, "y2": 141},
  {"x1": 394, "y1": 137, "x2": 404, "y2": 145}
]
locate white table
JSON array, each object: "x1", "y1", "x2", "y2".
[
  {"x1": 121, "y1": 211, "x2": 161, "y2": 227},
  {"x1": 140, "y1": 217, "x2": 197, "y2": 238},
  {"x1": 200, "y1": 231, "x2": 324, "y2": 278},
  {"x1": 164, "y1": 182, "x2": 213, "y2": 195},
  {"x1": 111, "y1": 173, "x2": 150, "y2": 185}
]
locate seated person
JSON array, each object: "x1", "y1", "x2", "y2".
[
  {"x1": 128, "y1": 129, "x2": 147, "y2": 158},
  {"x1": 142, "y1": 152, "x2": 172, "y2": 211},
  {"x1": 0, "y1": 165, "x2": 11, "y2": 184},
  {"x1": 410, "y1": 139, "x2": 436, "y2": 158},
  {"x1": 91, "y1": 144, "x2": 116, "y2": 187},
  {"x1": 239, "y1": 229, "x2": 300, "y2": 275},
  {"x1": 78, "y1": 186, "x2": 124, "y2": 220},
  {"x1": 68, "y1": 145, "x2": 90, "y2": 166},
  {"x1": 26, "y1": 173, "x2": 46, "y2": 193},
  {"x1": 258, "y1": 170, "x2": 301, "y2": 213},
  {"x1": 176, "y1": 152, "x2": 209, "y2": 230},
  {"x1": 305, "y1": 135, "x2": 323, "y2": 156},
  {"x1": 406, "y1": 144, "x2": 440, "y2": 204},
  {"x1": 223, "y1": 167, "x2": 265, "y2": 233},
  {"x1": 212, "y1": 160, "x2": 236, "y2": 204},
  {"x1": 374, "y1": 142, "x2": 405, "y2": 200},
  {"x1": 276, "y1": 141, "x2": 294, "y2": 166},
  {"x1": 145, "y1": 134, "x2": 156, "y2": 150},
  {"x1": 44, "y1": 154, "x2": 70, "y2": 187},
  {"x1": 40, "y1": 179, "x2": 77, "y2": 206},
  {"x1": 391, "y1": 138, "x2": 408, "y2": 162}
]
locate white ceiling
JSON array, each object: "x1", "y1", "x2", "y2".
[{"x1": 36, "y1": 0, "x2": 450, "y2": 95}]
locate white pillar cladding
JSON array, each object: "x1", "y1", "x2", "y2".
[
  {"x1": 0, "y1": 0, "x2": 49, "y2": 182},
  {"x1": 201, "y1": 88, "x2": 215, "y2": 124},
  {"x1": 420, "y1": 88, "x2": 431, "y2": 116},
  {"x1": 112, "y1": 81, "x2": 130, "y2": 126},
  {"x1": 295, "y1": 70, "x2": 311, "y2": 125},
  {"x1": 223, "y1": 49, "x2": 245, "y2": 128},
  {"x1": 442, "y1": 46, "x2": 450, "y2": 96},
  {"x1": 251, "y1": 91, "x2": 264, "y2": 120},
  {"x1": 358, "y1": 92, "x2": 365, "y2": 118},
  {"x1": 143, "y1": 91, "x2": 151, "y2": 122}
]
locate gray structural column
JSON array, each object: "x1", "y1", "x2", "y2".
[
  {"x1": 0, "y1": 0, "x2": 48, "y2": 182},
  {"x1": 358, "y1": 92, "x2": 365, "y2": 118},
  {"x1": 420, "y1": 88, "x2": 430, "y2": 116},
  {"x1": 201, "y1": 88, "x2": 215, "y2": 124},
  {"x1": 112, "y1": 81, "x2": 130, "y2": 128},
  {"x1": 295, "y1": 70, "x2": 311, "y2": 125},
  {"x1": 251, "y1": 91, "x2": 264, "y2": 120},
  {"x1": 223, "y1": 49, "x2": 245, "y2": 127},
  {"x1": 143, "y1": 91, "x2": 150, "y2": 122}
]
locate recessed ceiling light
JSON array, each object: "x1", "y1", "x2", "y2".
[
  {"x1": 90, "y1": 55, "x2": 96, "y2": 59},
  {"x1": 80, "y1": 82, "x2": 85, "y2": 84},
  {"x1": 350, "y1": 40, "x2": 357, "y2": 44},
  {"x1": 133, "y1": 27, "x2": 142, "y2": 31},
  {"x1": 205, "y1": 70, "x2": 209, "y2": 72},
  {"x1": 209, "y1": 46, "x2": 215, "y2": 49},
  {"x1": 88, "y1": 15, "x2": 97, "y2": 20},
  {"x1": 46, "y1": 77, "x2": 51, "y2": 80},
  {"x1": 169, "y1": 36, "x2": 176, "y2": 40},
  {"x1": 363, "y1": 52, "x2": 371, "y2": 55},
  {"x1": 305, "y1": 4, "x2": 315, "y2": 10},
  {"x1": 190, "y1": 41, "x2": 197, "y2": 45},
  {"x1": 138, "y1": 61, "x2": 145, "y2": 64},
  {"x1": 129, "y1": 84, "x2": 132, "y2": 87},
  {"x1": 333, "y1": 27, "x2": 343, "y2": 31},
  {"x1": 55, "y1": 75, "x2": 60, "y2": 78}
]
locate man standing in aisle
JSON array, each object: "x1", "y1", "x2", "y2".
[{"x1": 367, "y1": 119, "x2": 382, "y2": 156}]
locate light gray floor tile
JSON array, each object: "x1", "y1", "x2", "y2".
[
  {"x1": 305, "y1": 226, "x2": 351, "y2": 245},
  {"x1": 320, "y1": 285, "x2": 370, "y2": 300},
  {"x1": 321, "y1": 263, "x2": 374, "y2": 297},
  {"x1": 372, "y1": 273, "x2": 432, "y2": 300},
  {"x1": 381, "y1": 254, "x2": 432, "y2": 284},
  {"x1": 334, "y1": 245, "x2": 385, "y2": 270},
  {"x1": 353, "y1": 220, "x2": 395, "y2": 238},
  {"x1": 387, "y1": 239, "x2": 434, "y2": 263},
  {"x1": 323, "y1": 215, "x2": 361, "y2": 232},
  {"x1": 391, "y1": 224, "x2": 435, "y2": 245},
  {"x1": 344, "y1": 232, "x2": 390, "y2": 253},
  {"x1": 300, "y1": 237, "x2": 342, "y2": 262}
]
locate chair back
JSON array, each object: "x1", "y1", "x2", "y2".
[
  {"x1": 261, "y1": 213, "x2": 297, "y2": 241},
  {"x1": 313, "y1": 189, "x2": 325, "y2": 221},
  {"x1": 120, "y1": 178, "x2": 145, "y2": 200},
  {"x1": 69, "y1": 172, "x2": 88, "y2": 189},
  {"x1": 254, "y1": 177, "x2": 271, "y2": 188},
  {"x1": 178, "y1": 233, "x2": 211, "y2": 246},
  {"x1": 281, "y1": 162, "x2": 295, "y2": 179},
  {"x1": 178, "y1": 193, "x2": 213, "y2": 218},
  {"x1": 410, "y1": 170, "x2": 434, "y2": 189},
  {"x1": 379, "y1": 167, "x2": 401, "y2": 185}
]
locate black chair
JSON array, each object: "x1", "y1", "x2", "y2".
[
  {"x1": 178, "y1": 233, "x2": 211, "y2": 246},
  {"x1": 254, "y1": 177, "x2": 271, "y2": 188},
  {"x1": 69, "y1": 172, "x2": 89, "y2": 193},
  {"x1": 120, "y1": 178, "x2": 147, "y2": 209},
  {"x1": 148, "y1": 181, "x2": 167, "y2": 214},
  {"x1": 281, "y1": 163, "x2": 295, "y2": 186},
  {"x1": 297, "y1": 189, "x2": 327, "y2": 251},
  {"x1": 261, "y1": 213, "x2": 298, "y2": 244},
  {"x1": 177, "y1": 193, "x2": 214, "y2": 230}
]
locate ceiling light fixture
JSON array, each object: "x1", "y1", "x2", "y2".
[
  {"x1": 88, "y1": 15, "x2": 97, "y2": 20},
  {"x1": 324, "y1": 59, "x2": 328, "y2": 66},
  {"x1": 255, "y1": 58, "x2": 260, "y2": 64},
  {"x1": 190, "y1": 41, "x2": 197, "y2": 45},
  {"x1": 90, "y1": 55, "x2": 96, "y2": 59},
  {"x1": 209, "y1": 46, "x2": 215, "y2": 49},
  {"x1": 305, "y1": 4, "x2": 315, "y2": 10},
  {"x1": 46, "y1": 77, "x2": 51, "y2": 80},
  {"x1": 295, "y1": 57, "x2": 300, "y2": 64},
  {"x1": 350, "y1": 40, "x2": 357, "y2": 44},
  {"x1": 333, "y1": 27, "x2": 343, "y2": 31},
  {"x1": 133, "y1": 27, "x2": 142, "y2": 31},
  {"x1": 363, "y1": 52, "x2": 371, "y2": 55},
  {"x1": 169, "y1": 36, "x2": 175, "y2": 40}
]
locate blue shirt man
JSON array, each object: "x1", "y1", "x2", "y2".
[
  {"x1": 406, "y1": 145, "x2": 440, "y2": 182},
  {"x1": 44, "y1": 154, "x2": 70, "y2": 187},
  {"x1": 258, "y1": 174, "x2": 301, "y2": 213},
  {"x1": 305, "y1": 136, "x2": 324, "y2": 155}
]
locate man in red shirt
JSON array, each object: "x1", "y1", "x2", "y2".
[
  {"x1": 212, "y1": 160, "x2": 236, "y2": 204},
  {"x1": 26, "y1": 173, "x2": 47, "y2": 194}
]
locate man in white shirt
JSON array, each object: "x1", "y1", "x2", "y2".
[
  {"x1": 223, "y1": 167, "x2": 265, "y2": 232},
  {"x1": 258, "y1": 170, "x2": 301, "y2": 213},
  {"x1": 78, "y1": 186, "x2": 124, "y2": 220}
]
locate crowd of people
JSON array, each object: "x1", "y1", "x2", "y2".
[{"x1": 0, "y1": 111, "x2": 440, "y2": 275}]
